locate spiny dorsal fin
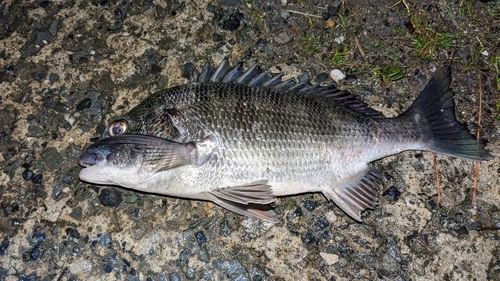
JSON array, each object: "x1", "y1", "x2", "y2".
[{"x1": 194, "y1": 59, "x2": 384, "y2": 118}]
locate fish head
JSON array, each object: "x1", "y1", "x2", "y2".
[
  {"x1": 79, "y1": 134, "x2": 197, "y2": 188},
  {"x1": 101, "y1": 95, "x2": 187, "y2": 141}
]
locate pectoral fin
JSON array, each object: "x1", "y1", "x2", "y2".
[
  {"x1": 323, "y1": 168, "x2": 381, "y2": 221},
  {"x1": 207, "y1": 180, "x2": 279, "y2": 222}
]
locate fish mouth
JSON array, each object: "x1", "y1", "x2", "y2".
[{"x1": 79, "y1": 152, "x2": 100, "y2": 167}]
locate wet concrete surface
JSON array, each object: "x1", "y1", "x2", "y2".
[{"x1": 1, "y1": 0, "x2": 499, "y2": 280}]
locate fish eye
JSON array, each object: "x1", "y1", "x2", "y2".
[{"x1": 109, "y1": 120, "x2": 128, "y2": 136}]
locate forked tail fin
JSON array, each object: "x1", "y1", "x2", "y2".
[{"x1": 402, "y1": 67, "x2": 493, "y2": 161}]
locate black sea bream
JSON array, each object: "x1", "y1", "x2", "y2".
[{"x1": 79, "y1": 60, "x2": 493, "y2": 221}]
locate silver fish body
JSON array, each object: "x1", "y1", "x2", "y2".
[{"x1": 79, "y1": 61, "x2": 492, "y2": 221}]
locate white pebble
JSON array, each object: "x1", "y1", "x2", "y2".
[
  {"x1": 320, "y1": 252, "x2": 339, "y2": 265},
  {"x1": 330, "y1": 69, "x2": 346, "y2": 82},
  {"x1": 324, "y1": 211, "x2": 337, "y2": 224},
  {"x1": 334, "y1": 35, "x2": 344, "y2": 44}
]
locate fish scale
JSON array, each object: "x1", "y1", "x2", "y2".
[{"x1": 79, "y1": 60, "x2": 493, "y2": 221}]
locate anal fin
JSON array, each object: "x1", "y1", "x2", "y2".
[
  {"x1": 207, "y1": 180, "x2": 279, "y2": 222},
  {"x1": 323, "y1": 168, "x2": 382, "y2": 222}
]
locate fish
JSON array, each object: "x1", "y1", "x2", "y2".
[{"x1": 79, "y1": 60, "x2": 493, "y2": 222}]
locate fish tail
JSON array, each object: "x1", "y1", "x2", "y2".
[{"x1": 402, "y1": 67, "x2": 493, "y2": 161}]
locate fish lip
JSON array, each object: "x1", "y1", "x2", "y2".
[
  {"x1": 78, "y1": 152, "x2": 98, "y2": 167},
  {"x1": 78, "y1": 160, "x2": 92, "y2": 168}
]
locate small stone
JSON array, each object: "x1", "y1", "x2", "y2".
[
  {"x1": 223, "y1": 12, "x2": 244, "y2": 31},
  {"x1": 197, "y1": 247, "x2": 210, "y2": 262},
  {"x1": 0, "y1": 240, "x2": 9, "y2": 255},
  {"x1": 334, "y1": 36, "x2": 345, "y2": 44},
  {"x1": 124, "y1": 195, "x2": 138, "y2": 203},
  {"x1": 274, "y1": 31, "x2": 293, "y2": 46},
  {"x1": 49, "y1": 73, "x2": 59, "y2": 84},
  {"x1": 90, "y1": 102, "x2": 102, "y2": 116},
  {"x1": 195, "y1": 231, "x2": 207, "y2": 247},
  {"x1": 42, "y1": 147, "x2": 64, "y2": 171},
  {"x1": 32, "y1": 226, "x2": 46, "y2": 244},
  {"x1": 455, "y1": 226, "x2": 469, "y2": 236},
  {"x1": 301, "y1": 231, "x2": 318, "y2": 245},
  {"x1": 383, "y1": 186, "x2": 401, "y2": 201},
  {"x1": 303, "y1": 199, "x2": 319, "y2": 212},
  {"x1": 99, "y1": 232, "x2": 111, "y2": 246},
  {"x1": 177, "y1": 248, "x2": 191, "y2": 266},
  {"x1": 280, "y1": 10, "x2": 290, "y2": 19},
  {"x1": 22, "y1": 169, "x2": 34, "y2": 180},
  {"x1": 77, "y1": 98, "x2": 92, "y2": 110},
  {"x1": 319, "y1": 252, "x2": 339, "y2": 265},
  {"x1": 30, "y1": 244, "x2": 42, "y2": 260},
  {"x1": 66, "y1": 228, "x2": 81, "y2": 239},
  {"x1": 99, "y1": 188, "x2": 123, "y2": 208},
  {"x1": 62, "y1": 174, "x2": 74, "y2": 186},
  {"x1": 324, "y1": 211, "x2": 337, "y2": 224},
  {"x1": 330, "y1": 69, "x2": 346, "y2": 82},
  {"x1": 70, "y1": 207, "x2": 83, "y2": 220},
  {"x1": 314, "y1": 217, "x2": 330, "y2": 230},
  {"x1": 31, "y1": 173, "x2": 43, "y2": 184}
]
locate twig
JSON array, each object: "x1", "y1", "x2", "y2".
[
  {"x1": 476, "y1": 226, "x2": 500, "y2": 231},
  {"x1": 287, "y1": 10, "x2": 323, "y2": 19},
  {"x1": 433, "y1": 153, "x2": 441, "y2": 205},
  {"x1": 354, "y1": 37, "x2": 367, "y2": 62},
  {"x1": 472, "y1": 75, "x2": 483, "y2": 206}
]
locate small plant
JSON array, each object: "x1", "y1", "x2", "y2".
[
  {"x1": 299, "y1": 33, "x2": 321, "y2": 55},
  {"x1": 373, "y1": 64, "x2": 405, "y2": 82},
  {"x1": 413, "y1": 28, "x2": 457, "y2": 59},
  {"x1": 329, "y1": 44, "x2": 351, "y2": 67}
]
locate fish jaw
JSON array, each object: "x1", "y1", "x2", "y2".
[{"x1": 79, "y1": 157, "x2": 152, "y2": 188}]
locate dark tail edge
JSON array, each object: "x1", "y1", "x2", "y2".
[{"x1": 403, "y1": 67, "x2": 493, "y2": 161}]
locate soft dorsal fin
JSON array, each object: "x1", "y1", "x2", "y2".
[{"x1": 194, "y1": 59, "x2": 384, "y2": 118}]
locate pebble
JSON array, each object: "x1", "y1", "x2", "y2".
[
  {"x1": 314, "y1": 217, "x2": 330, "y2": 230},
  {"x1": 330, "y1": 69, "x2": 346, "y2": 82},
  {"x1": 324, "y1": 211, "x2": 337, "y2": 224},
  {"x1": 0, "y1": 240, "x2": 9, "y2": 255},
  {"x1": 70, "y1": 207, "x2": 83, "y2": 220},
  {"x1": 32, "y1": 226, "x2": 46, "y2": 244},
  {"x1": 22, "y1": 169, "x2": 34, "y2": 180},
  {"x1": 125, "y1": 195, "x2": 138, "y2": 203},
  {"x1": 280, "y1": 10, "x2": 290, "y2": 19},
  {"x1": 99, "y1": 188, "x2": 123, "y2": 208},
  {"x1": 31, "y1": 173, "x2": 43, "y2": 184},
  {"x1": 319, "y1": 252, "x2": 339, "y2": 265},
  {"x1": 30, "y1": 244, "x2": 42, "y2": 260},
  {"x1": 66, "y1": 228, "x2": 81, "y2": 239},
  {"x1": 383, "y1": 186, "x2": 401, "y2": 202},
  {"x1": 99, "y1": 232, "x2": 111, "y2": 246},
  {"x1": 90, "y1": 102, "x2": 102, "y2": 116},
  {"x1": 62, "y1": 174, "x2": 74, "y2": 186},
  {"x1": 301, "y1": 231, "x2": 318, "y2": 245},
  {"x1": 195, "y1": 231, "x2": 207, "y2": 247},
  {"x1": 223, "y1": 12, "x2": 244, "y2": 31},
  {"x1": 49, "y1": 73, "x2": 59, "y2": 84},
  {"x1": 197, "y1": 247, "x2": 210, "y2": 262},
  {"x1": 303, "y1": 198, "x2": 319, "y2": 212},
  {"x1": 42, "y1": 147, "x2": 64, "y2": 171},
  {"x1": 76, "y1": 98, "x2": 92, "y2": 110}
]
